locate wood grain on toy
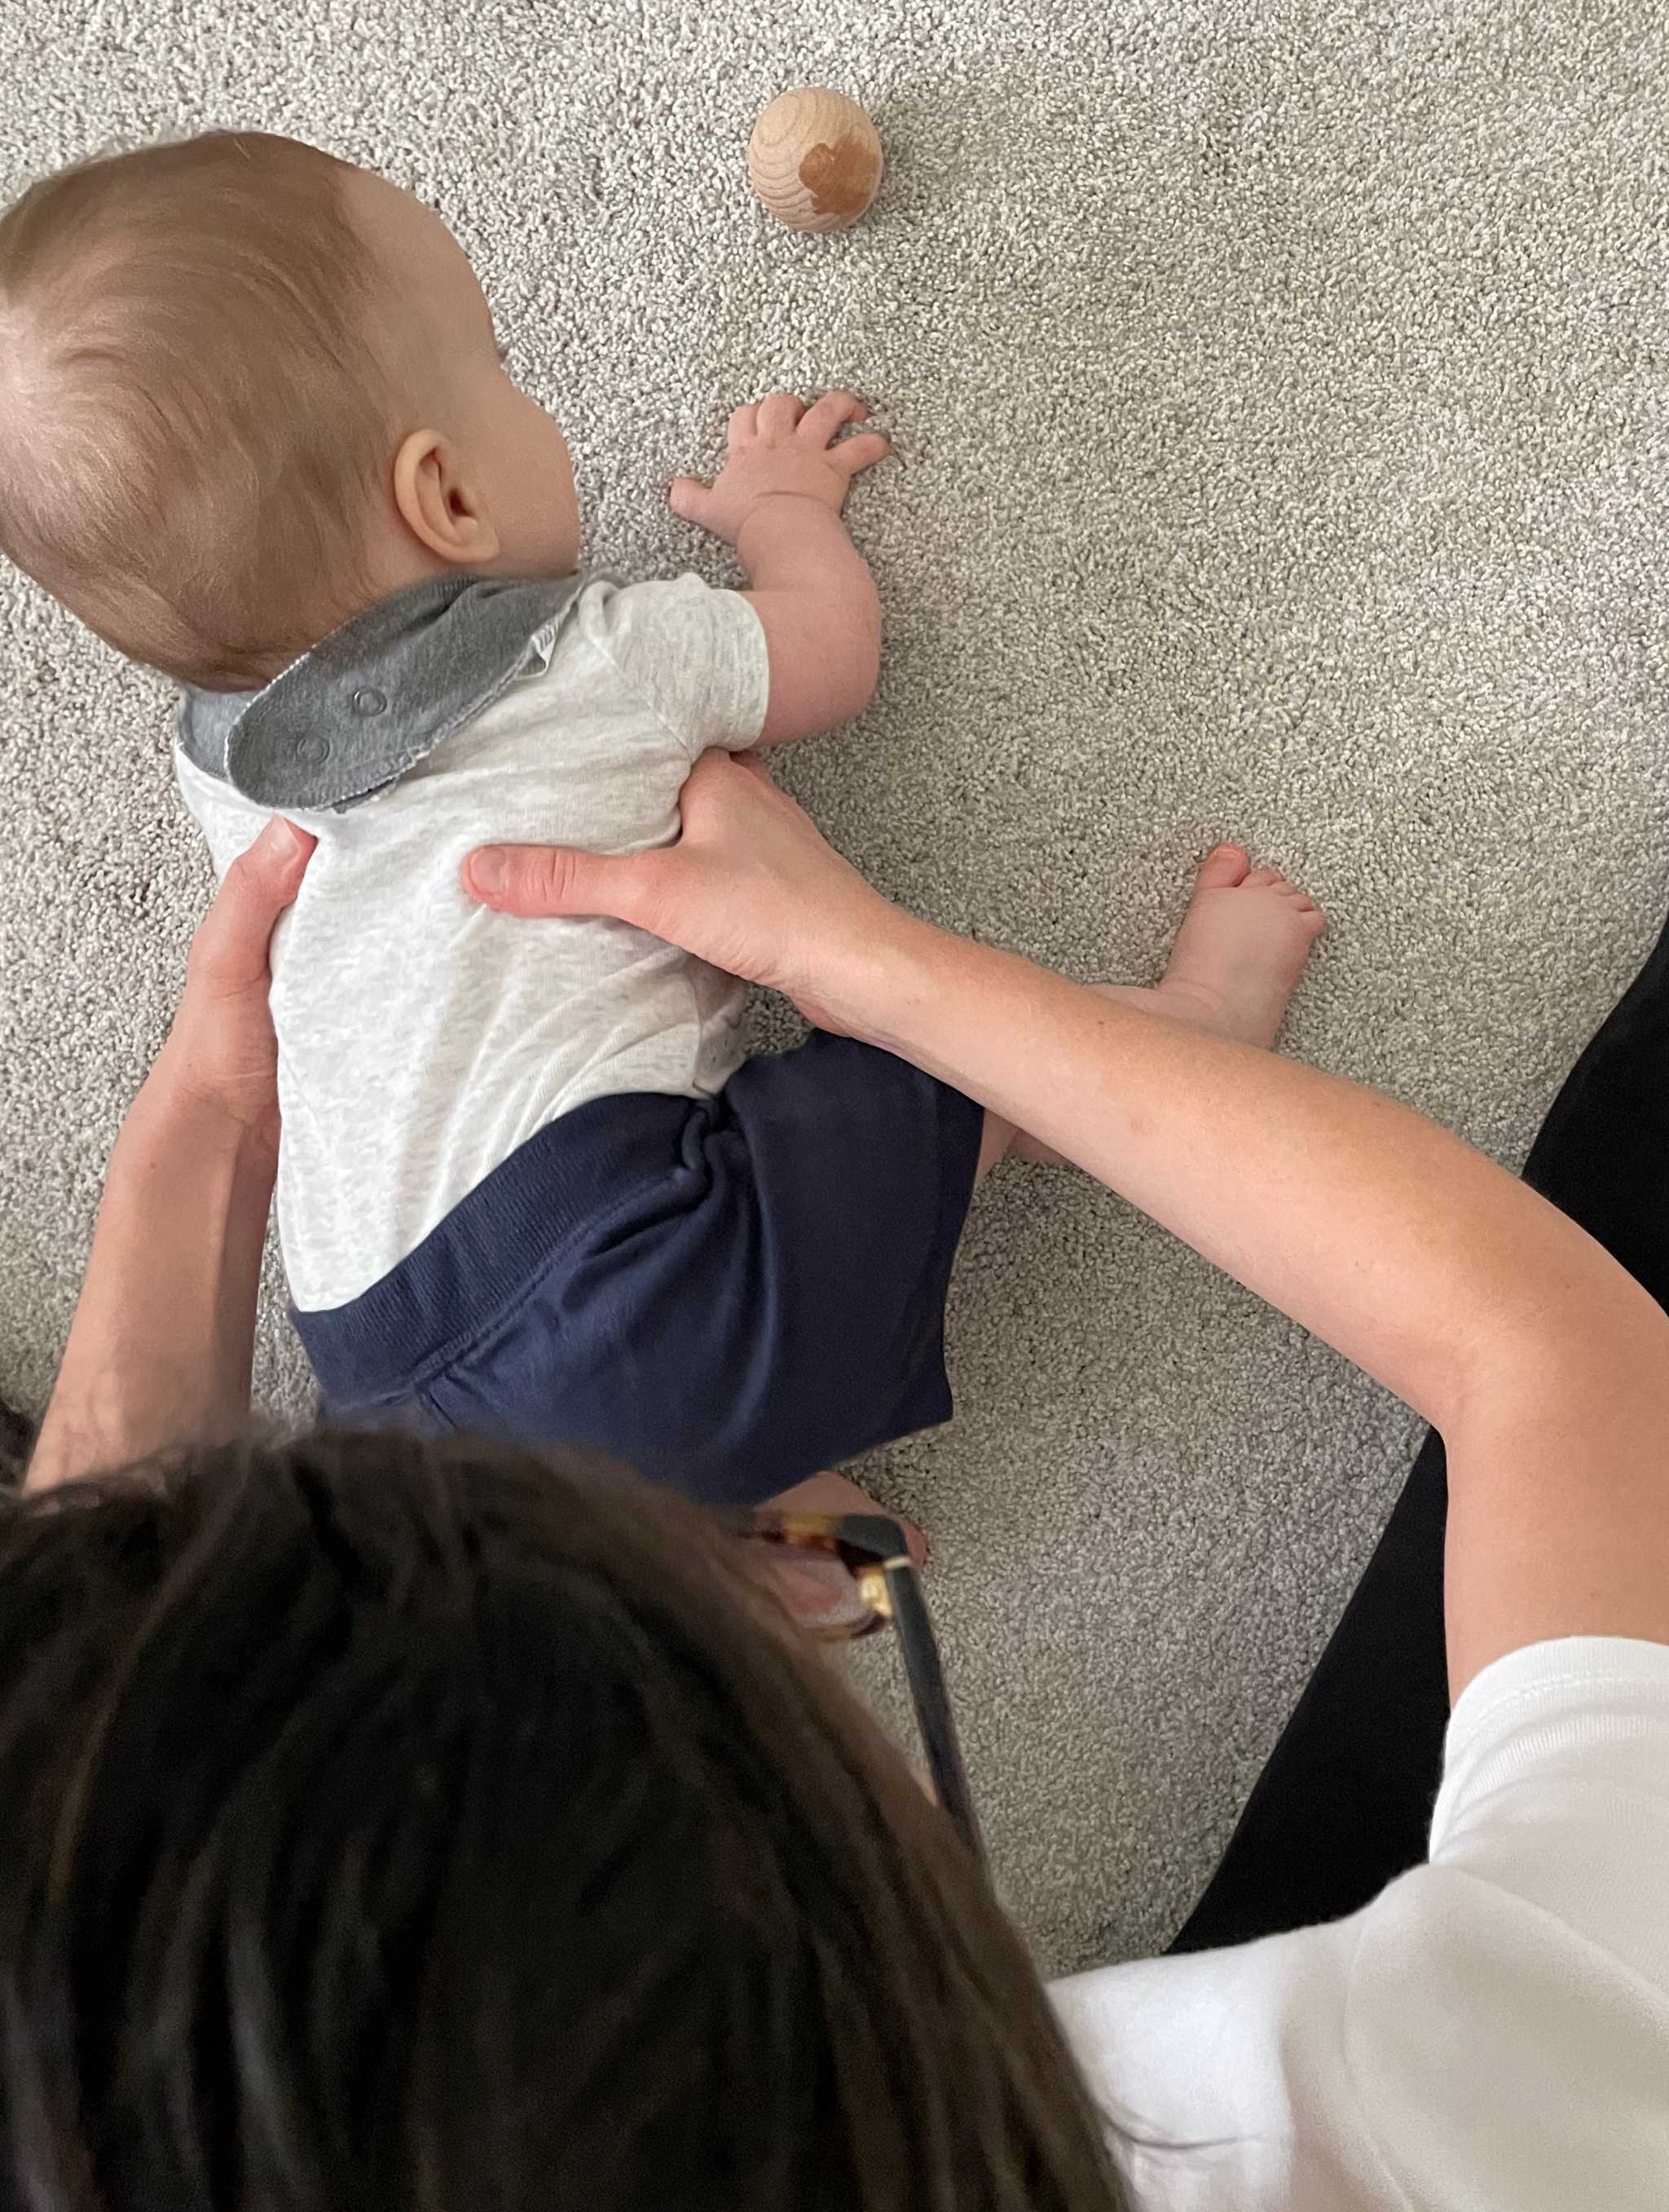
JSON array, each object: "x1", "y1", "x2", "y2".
[{"x1": 746, "y1": 86, "x2": 883, "y2": 233}]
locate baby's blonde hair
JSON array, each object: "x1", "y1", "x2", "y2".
[{"x1": 0, "y1": 132, "x2": 394, "y2": 690}]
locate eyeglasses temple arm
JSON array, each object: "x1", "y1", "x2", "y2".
[{"x1": 885, "y1": 1562, "x2": 986, "y2": 1867}]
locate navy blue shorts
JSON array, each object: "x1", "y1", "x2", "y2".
[{"x1": 292, "y1": 1035, "x2": 985, "y2": 1505}]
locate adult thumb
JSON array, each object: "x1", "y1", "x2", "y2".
[
  {"x1": 191, "y1": 817, "x2": 315, "y2": 986},
  {"x1": 464, "y1": 842, "x2": 654, "y2": 924}
]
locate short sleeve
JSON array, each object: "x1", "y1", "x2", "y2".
[
  {"x1": 1428, "y1": 1635, "x2": 1669, "y2": 1977},
  {"x1": 1050, "y1": 1637, "x2": 1669, "y2": 2211},
  {"x1": 574, "y1": 573, "x2": 769, "y2": 761}
]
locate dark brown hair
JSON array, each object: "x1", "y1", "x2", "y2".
[
  {"x1": 0, "y1": 1430, "x2": 1128, "y2": 2210},
  {"x1": 0, "y1": 132, "x2": 393, "y2": 688}
]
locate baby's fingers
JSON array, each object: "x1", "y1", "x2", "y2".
[
  {"x1": 668, "y1": 474, "x2": 716, "y2": 524},
  {"x1": 828, "y1": 430, "x2": 891, "y2": 479},
  {"x1": 757, "y1": 391, "x2": 805, "y2": 434},
  {"x1": 799, "y1": 390, "x2": 866, "y2": 446}
]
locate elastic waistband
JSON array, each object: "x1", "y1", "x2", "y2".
[{"x1": 292, "y1": 1091, "x2": 703, "y2": 1407}]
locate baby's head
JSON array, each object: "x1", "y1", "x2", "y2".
[{"x1": 0, "y1": 133, "x2": 578, "y2": 690}]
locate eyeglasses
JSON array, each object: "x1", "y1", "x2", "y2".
[{"x1": 718, "y1": 1507, "x2": 984, "y2": 1866}]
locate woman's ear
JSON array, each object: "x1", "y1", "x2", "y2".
[{"x1": 392, "y1": 430, "x2": 503, "y2": 566}]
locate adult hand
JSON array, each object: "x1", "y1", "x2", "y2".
[
  {"x1": 462, "y1": 750, "x2": 906, "y2": 1034},
  {"x1": 161, "y1": 816, "x2": 315, "y2": 1154}
]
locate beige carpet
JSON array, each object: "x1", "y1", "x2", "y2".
[{"x1": 2, "y1": 0, "x2": 1667, "y2": 1973}]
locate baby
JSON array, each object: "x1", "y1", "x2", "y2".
[{"x1": 0, "y1": 132, "x2": 1324, "y2": 1511}]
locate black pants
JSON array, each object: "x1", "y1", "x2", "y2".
[{"x1": 1171, "y1": 897, "x2": 1669, "y2": 1951}]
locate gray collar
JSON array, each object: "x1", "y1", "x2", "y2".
[{"x1": 177, "y1": 571, "x2": 586, "y2": 812}]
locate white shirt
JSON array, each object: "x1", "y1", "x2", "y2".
[
  {"x1": 1051, "y1": 1636, "x2": 1669, "y2": 2208},
  {"x1": 176, "y1": 574, "x2": 769, "y2": 1313}
]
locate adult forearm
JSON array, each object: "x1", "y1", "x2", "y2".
[
  {"x1": 863, "y1": 922, "x2": 1660, "y2": 1437},
  {"x1": 28, "y1": 1047, "x2": 274, "y2": 1492},
  {"x1": 461, "y1": 749, "x2": 1669, "y2": 1677},
  {"x1": 852, "y1": 916, "x2": 1669, "y2": 1685}
]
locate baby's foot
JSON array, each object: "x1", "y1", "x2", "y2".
[
  {"x1": 1011, "y1": 846, "x2": 1324, "y2": 1165},
  {"x1": 1071, "y1": 845, "x2": 1326, "y2": 1048},
  {"x1": 1152, "y1": 844, "x2": 1325, "y2": 1049}
]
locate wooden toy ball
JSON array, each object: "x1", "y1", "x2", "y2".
[{"x1": 747, "y1": 86, "x2": 883, "y2": 233}]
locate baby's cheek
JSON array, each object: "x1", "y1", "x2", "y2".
[{"x1": 500, "y1": 396, "x2": 579, "y2": 563}]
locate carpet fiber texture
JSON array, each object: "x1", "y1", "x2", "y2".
[{"x1": 2, "y1": 0, "x2": 1667, "y2": 1974}]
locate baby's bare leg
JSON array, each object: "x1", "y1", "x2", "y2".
[
  {"x1": 758, "y1": 848, "x2": 1324, "y2": 1591},
  {"x1": 975, "y1": 1108, "x2": 1019, "y2": 1186},
  {"x1": 765, "y1": 849, "x2": 1325, "y2": 1595}
]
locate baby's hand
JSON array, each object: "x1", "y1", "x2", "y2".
[{"x1": 669, "y1": 391, "x2": 889, "y2": 545}]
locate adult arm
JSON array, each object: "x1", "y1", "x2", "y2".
[
  {"x1": 29, "y1": 818, "x2": 314, "y2": 1491},
  {"x1": 671, "y1": 392, "x2": 887, "y2": 745},
  {"x1": 463, "y1": 755, "x2": 1669, "y2": 1693}
]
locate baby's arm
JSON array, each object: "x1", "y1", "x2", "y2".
[{"x1": 670, "y1": 392, "x2": 889, "y2": 747}]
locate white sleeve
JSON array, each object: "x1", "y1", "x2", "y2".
[
  {"x1": 1427, "y1": 1635, "x2": 1669, "y2": 1982},
  {"x1": 573, "y1": 573, "x2": 769, "y2": 760},
  {"x1": 1051, "y1": 1637, "x2": 1669, "y2": 2212}
]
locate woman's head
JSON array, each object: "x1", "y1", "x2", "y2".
[{"x1": 0, "y1": 1431, "x2": 1125, "y2": 2210}]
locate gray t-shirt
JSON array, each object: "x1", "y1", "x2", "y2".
[{"x1": 176, "y1": 572, "x2": 770, "y2": 1312}]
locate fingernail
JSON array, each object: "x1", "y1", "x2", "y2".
[
  {"x1": 469, "y1": 848, "x2": 508, "y2": 896},
  {"x1": 271, "y1": 817, "x2": 307, "y2": 860}
]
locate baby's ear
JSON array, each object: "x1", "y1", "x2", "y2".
[{"x1": 392, "y1": 430, "x2": 501, "y2": 566}]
